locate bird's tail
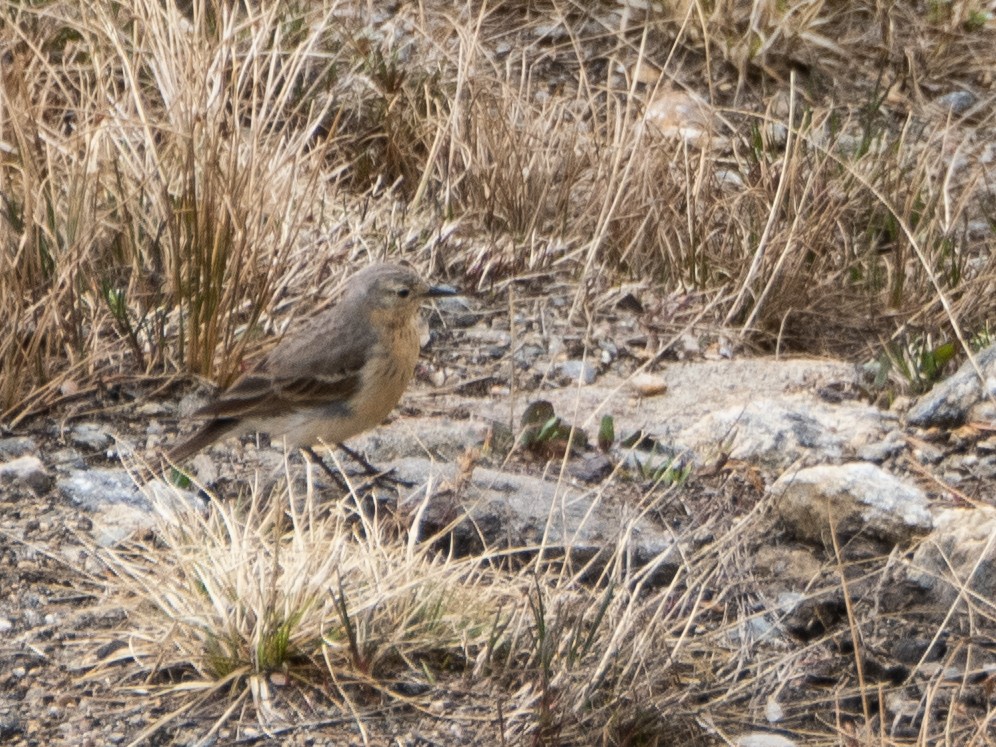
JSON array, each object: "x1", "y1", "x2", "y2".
[{"x1": 167, "y1": 418, "x2": 239, "y2": 464}]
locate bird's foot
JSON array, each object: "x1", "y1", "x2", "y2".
[
  {"x1": 354, "y1": 468, "x2": 413, "y2": 489},
  {"x1": 303, "y1": 446, "x2": 413, "y2": 491}
]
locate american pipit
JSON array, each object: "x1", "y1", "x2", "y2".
[{"x1": 168, "y1": 263, "x2": 457, "y2": 473}]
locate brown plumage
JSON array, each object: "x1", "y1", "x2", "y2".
[{"x1": 168, "y1": 263, "x2": 456, "y2": 463}]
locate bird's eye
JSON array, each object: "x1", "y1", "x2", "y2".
[{"x1": 396, "y1": 288, "x2": 411, "y2": 298}]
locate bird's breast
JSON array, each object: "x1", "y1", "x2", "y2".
[{"x1": 355, "y1": 322, "x2": 420, "y2": 425}]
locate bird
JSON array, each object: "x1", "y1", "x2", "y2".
[{"x1": 167, "y1": 262, "x2": 457, "y2": 477}]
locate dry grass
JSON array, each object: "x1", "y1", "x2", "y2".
[
  {"x1": 3, "y1": 0, "x2": 996, "y2": 743},
  {"x1": 2, "y1": 0, "x2": 995, "y2": 415},
  {"x1": 90, "y1": 464, "x2": 714, "y2": 744},
  {"x1": 87, "y1": 460, "x2": 996, "y2": 745}
]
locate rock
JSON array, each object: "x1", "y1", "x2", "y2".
[
  {"x1": 855, "y1": 430, "x2": 906, "y2": 463},
  {"x1": 934, "y1": 90, "x2": 976, "y2": 115},
  {"x1": 58, "y1": 468, "x2": 150, "y2": 512},
  {"x1": 771, "y1": 462, "x2": 932, "y2": 549},
  {"x1": 678, "y1": 398, "x2": 894, "y2": 470},
  {"x1": 597, "y1": 339, "x2": 618, "y2": 364},
  {"x1": 890, "y1": 636, "x2": 947, "y2": 665},
  {"x1": 0, "y1": 719, "x2": 25, "y2": 742},
  {"x1": 188, "y1": 453, "x2": 219, "y2": 485},
  {"x1": 906, "y1": 343, "x2": 996, "y2": 427},
  {"x1": 969, "y1": 398, "x2": 996, "y2": 425},
  {"x1": 63, "y1": 470, "x2": 204, "y2": 547},
  {"x1": 516, "y1": 358, "x2": 861, "y2": 448},
  {"x1": 555, "y1": 359, "x2": 597, "y2": 386},
  {"x1": 753, "y1": 545, "x2": 824, "y2": 586},
  {"x1": 391, "y1": 457, "x2": 681, "y2": 582},
  {"x1": 569, "y1": 453, "x2": 613, "y2": 483},
  {"x1": 0, "y1": 456, "x2": 53, "y2": 495},
  {"x1": 430, "y1": 295, "x2": 477, "y2": 328},
  {"x1": 640, "y1": 88, "x2": 716, "y2": 147},
  {"x1": 908, "y1": 506, "x2": 996, "y2": 605},
  {"x1": 85, "y1": 503, "x2": 153, "y2": 548},
  {"x1": 135, "y1": 402, "x2": 170, "y2": 417},
  {"x1": 69, "y1": 423, "x2": 113, "y2": 452},
  {"x1": 736, "y1": 734, "x2": 798, "y2": 747},
  {"x1": 176, "y1": 390, "x2": 211, "y2": 417},
  {"x1": 49, "y1": 447, "x2": 87, "y2": 471},
  {"x1": 513, "y1": 342, "x2": 545, "y2": 368},
  {"x1": 0, "y1": 437, "x2": 38, "y2": 458},
  {"x1": 350, "y1": 417, "x2": 492, "y2": 463},
  {"x1": 629, "y1": 373, "x2": 668, "y2": 397},
  {"x1": 58, "y1": 468, "x2": 154, "y2": 546}
]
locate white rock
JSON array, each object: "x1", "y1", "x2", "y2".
[
  {"x1": 908, "y1": 506, "x2": 996, "y2": 605},
  {"x1": 58, "y1": 468, "x2": 148, "y2": 511},
  {"x1": 771, "y1": 462, "x2": 932, "y2": 547},
  {"x1": 556, "y1": 360, "x2": 597, "y2": 386},
  {"x1": 737, "y1": 734, "x2": 798, "y2": 747},
  {"x1": 392, "y1": 456, "x2": 680, "y2": 579},
  {"x1": 629, "y1": 373, "x2": 668, "y2": 397},
  {"x1": 679, "y1": 398, "x2": 894, "y2": 469},
  {"x1": 0, "y1": 437, "x2": 38, "y2": 458},
  {"x1": 907, "y1": 342, "x2": 996, "y2": 427},
  {"x1": 0, "y1": 455, "x2": 53, "y2": 494},
  {"x1": 70, "y1": 422, "x2": 113, "y2": 452},
  {"x1": 765, "y1": 695, "x2": 785, "y2": 723}
]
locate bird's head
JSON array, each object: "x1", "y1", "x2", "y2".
[{"x1": 350, "y1": 263, "x2": 457, "y2": 323}]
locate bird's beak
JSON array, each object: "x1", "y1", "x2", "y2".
[{"x1": 426, "y1": 283, "x2": 459, "y2": 298}]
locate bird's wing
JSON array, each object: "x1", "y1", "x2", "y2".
[
  {"x1": 195, "y1": 369, "x2": 362, "y2": 419},
  {"x1": 195, "y1": 308, "x2": 374, "y2": 419}
]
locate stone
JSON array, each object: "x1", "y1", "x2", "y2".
[
  {"x1": 569, "y1": 453, "x2": 613, "y2": 483},
  {"x1": 56, "y1": 468, "x2": 204, "y2": 546},
  {"x1": 69, "y1": 423, "x2": 113, "y2": 452},
  {"x1": 431, "y1": 295, "x2": 477, "y2": 328},
  {"x1": 555, "y1": 359, "x2": 597, "y2": 386},
  {"x1": 641, "y1": 88, "x2": 716, "y2": 147},
  {"x1": 135, "y1": 402, "x2": 170, "y2": 417},
  {"x1": 58, "y1": 468, "x2": 150, "y2": 512},
  {"x1": 391, "y1": 457, "x2": 681, "y2": 582},
  {"x1": 0, "y1": 456, "x2": 53, "y2": 495},
  {"x1": 771, "y1": 462, "x2": 932, "y2": 548},
  {"x1": 0, "y1": 437, "x2": 38, "y2": 458},
  {"x1": 678, "y1": 398, "x2": 894, "y2": 470},
  {"x1": 934, "y1": 90, "x2": 976, "y2": 115},
  {"x1": 855, "y1": 430, "x2": 906, "y2": 463},
  {"x1": 908, "y1": 506, "x2": 996, "y2": 606},
  {"x1": 736, "y1": 734, "x2": 798, "y2": 747},
  {"x1": 629, "y1": 373, "x2": 668, "y2": 397},
  {"x1": 906, "y1": 343, "x2": 996, "y2": 428},
  {"x1": 969, "y1": 399, "x2": 996, "y2": 425},
  {"x1": 86, "y1": 503, "x2": 152, "y2": 548},
  {"x1": 49, "y1": 447, "x2": 86, "y2": 471}
]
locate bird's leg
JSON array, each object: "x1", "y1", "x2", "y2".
[
  {"x1": 301, "y1": 446, "x2": 349, "y2": 490},
  {"x1": 337, "y1": 443, "x2": 381, "y2": 475},
  {"x1": 337, "y1": 443, "x2": 413, "y2": 488}
]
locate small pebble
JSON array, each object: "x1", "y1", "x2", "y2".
[
  {"x1": 935, "y1": 90, "x2": 976, "y2": 115},
  {"x1": 556, "y1": 360, "x2": 597, "y2": 385},
  {"x1": 630, "y1": 373, "x2": 668, "y2": 397},
  {"x1": 736, "y1": 734, "x2": 798, "y2": 747},
  {"x1": 0, "y1": 437, "x2": 39, "y2": 458},
  {"x1": 69, "y1": 423, "x2": 113, "y2": 452},
  {"x1": 0, "y1": 456, "x2": 53, "y2": 494}
]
